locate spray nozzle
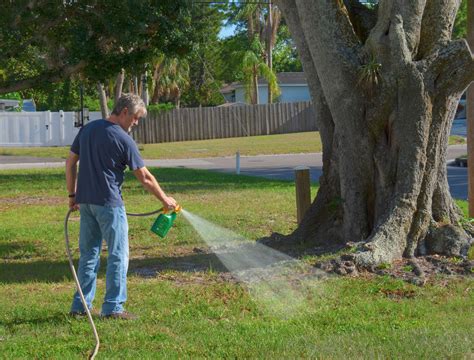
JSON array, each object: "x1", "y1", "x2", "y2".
[{"x1": 163, "y1": 204, "x2": 182, "y2": 214}]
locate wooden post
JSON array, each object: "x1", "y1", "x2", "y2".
[
  {"x1": 295, "y1": 166, "x2": 311, "y2": 224},
  {"x1": 468, "y1": 0, "x2": 474, "y2": 216}
]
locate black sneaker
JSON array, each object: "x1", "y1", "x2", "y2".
[{"x1": 101, "y1": 311, "x2": 138, "y2": 320}]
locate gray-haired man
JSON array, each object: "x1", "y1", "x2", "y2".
[{"x1": 66, "y1": 93, "x2": 177, "y2": 319}]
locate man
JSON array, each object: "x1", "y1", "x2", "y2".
[{"x1": 66, "y1": 93, "x2": 177, "y2": 320}]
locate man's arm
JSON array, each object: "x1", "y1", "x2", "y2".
[
  {"x1": 133, "y1": 166, "x2": 177, "y2": 210},
  {"x1": 66, "y1": 151, "x2": 80, "y2": 210}
]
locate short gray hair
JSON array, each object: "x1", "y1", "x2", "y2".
[{"x1": 111, "y1": 93, "x2": 147, "y2": 117}]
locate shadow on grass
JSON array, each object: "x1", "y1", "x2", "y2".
[
  {"x1": 0, "y1": 239, "x2": 344, "y2": 285},
  {"x1": 0, "y1": 252, "x2": 228, "y2": 284},
  {"x1": 0, "y1": 242, "x2": 38, "y2": 259},
  {"x1": 0, "y1": 313, "x2": 68, "y2": 327}
]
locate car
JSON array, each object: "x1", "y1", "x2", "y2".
[
  {"x1": 22, "y1": 99, "x2": 36, "y2": 112},
  {"x1": 0, "y1": 99, "x2": 20, "y2": 111}
]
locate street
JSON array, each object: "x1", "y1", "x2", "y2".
[{"x1": 0, "y1": 144, "x2": 469, "y2": 200}]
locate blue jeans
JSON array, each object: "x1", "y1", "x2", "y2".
[{"x1": 70, "y1": 204, "x2": 129, "y2": 315}]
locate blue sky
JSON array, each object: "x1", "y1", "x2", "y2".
[{"x1": 219, "y1": 24, "x2": 237, "y2": 39}]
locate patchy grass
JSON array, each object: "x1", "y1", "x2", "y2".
[
  {"x1": 449, "y1": 135, "x2": 466, "y2": 145},
  {"x1": 0, "y1": 168, "x2": 473, "y2": 358},
  {"x1": 0, "y1": 131, "x2": 323, "y2": 160}
]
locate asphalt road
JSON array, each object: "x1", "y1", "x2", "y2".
[{"x1": 0, "y1": 144, "x2": 469, "y2": 200}]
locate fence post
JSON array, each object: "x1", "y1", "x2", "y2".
[
  {"x1": 59, "y1": 110, "x2": 65, "y2": 146},
  {"x1": 294, "y1": 166, "x2": 311, "y2": 224}
]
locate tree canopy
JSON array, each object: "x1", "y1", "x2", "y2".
[{"x1": 0, "y1": 1, "x2": 197, "y2": 95}]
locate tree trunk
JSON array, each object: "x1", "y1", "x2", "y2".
[
  {"x1": 267, "y1": 3, "x2": 273, "y2": 104},
  {"x1": 141, "y1": 72, "x2": 149, "y2": 106},
  {"x1": 253, "y1": 64, "x2": 259, "y2": 105},
  {"x1": 277, "y1": 0, "x2": 474, "y2": 267},
  {"x1": 97, "y1": 82, "x2": 109, "y2": 119},
  {"x1": 468, "y1": 0, "x2": 474, "y2": 216},
  {"x1": 133, "y1": 76, "x2": 139, "y2": 96},
  {"x1": 114, "y1": 69, "x2": 125, "y2": 104}
]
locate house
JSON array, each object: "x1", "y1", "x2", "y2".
[{"x1": 220, "y1": 72, "x2": 311, "y2": 104}]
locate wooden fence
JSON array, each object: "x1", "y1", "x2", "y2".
[{"x1": 131, "y1": 101, "x2": 316, "y2": 144}]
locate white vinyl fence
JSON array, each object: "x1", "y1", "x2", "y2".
[{"x1": 0, "y1": 111, "x2": 102, "y2": 147}]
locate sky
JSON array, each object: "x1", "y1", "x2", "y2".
[{"x1": 219, "y1": 24, "x2": 237, "y2": 39}]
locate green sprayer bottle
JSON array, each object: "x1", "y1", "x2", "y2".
[{"x1": 151, "y1": 205, "x2": 182, "y2": 238}]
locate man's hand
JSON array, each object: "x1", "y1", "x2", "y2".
[
  {"x1": 162, "y1": 196, "x2": 178, "y2": 211},
  {"x1": 69, "y1": 195, "x2": 80, "y2": 211}
]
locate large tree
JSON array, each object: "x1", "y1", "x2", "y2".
[
  {"x1": 0, "y1": 1, "x2": 195, "y2": 96},
  {"x1": 276, "y1": 0, "x2": 474, "y2": 267}
]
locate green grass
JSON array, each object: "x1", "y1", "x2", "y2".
[
  {"x1": 0, "y1": 132, "x2": 465, "y2": 160},
  {"x1": 0, "y1": 131, "x2": 323, "y2": 160},
  {"x1": 1, "y1": 168, "x2": 473, "y2": 358},
  {"x1": 449, "y1": 135, "x2": 467, "y2": 145}
]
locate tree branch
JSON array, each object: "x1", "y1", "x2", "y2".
[
  {"x1": 364, "y1": 0, "x2": 425, "y2": 64},
  {"x1": 418, "y1": 0, "x2": 462, "y2": 59},
  {"x1": 276, "y1": 0, "x2": 364, "y2": 107},
  {"x1": 393, "y1": 0, "x2": 426, "y2": 56},
  {"x1": 426, "y1": 39, "x2": 474, "y2": 94},
  {"x1": 0, "y1": 61, "x2": 86, "y2": 94}
]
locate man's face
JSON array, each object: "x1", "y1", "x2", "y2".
[{"x1": 120, "y1": 107, "x2": 145, "y2": 133}]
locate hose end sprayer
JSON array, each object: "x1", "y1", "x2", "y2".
[{"x1": 151, "y1": 204, "x2": 182, "y2": 238}]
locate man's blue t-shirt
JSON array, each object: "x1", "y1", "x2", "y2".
[{"x1": 71, "y1": 119, "x2": 145, "y2": 207}]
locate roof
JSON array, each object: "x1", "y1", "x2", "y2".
[
  {"x1": 220, "y1": 72, "x2": 308, "y2": 94},
  {"x1": 273, "y1": 72, "x2": 307, "y2": 85},
  {"x1": 220, "y1": 82, "x2": 239, "y2": 94}
]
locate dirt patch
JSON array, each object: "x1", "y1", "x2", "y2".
[
  {"x1": 130, "y1": 241, "x2": 473, "y2": 287},
  {"x1": 317, "y1": 254, "x2": 474, "y2": 286},
  {"x1": 0, "y1": 195, "x2": 64, "y2": 211}
]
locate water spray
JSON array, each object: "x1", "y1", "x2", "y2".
[{"x1": 64, "y1": 205, "x2": 181, "y2": 359}]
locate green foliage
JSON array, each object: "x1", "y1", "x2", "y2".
[
  {"x1": 376, "y1": 262, "x2": 392, "y2": 270},
  {"x1": 273, "y1": 24, "x2": 303, "y2": 73},
  {"x1": 0, "y1": 1, "x2": 199, "y2": 94},
  {"x1": 214, "y1": 33, "x2": 249, "y2": 84},
  {"x1": 358, "y1": 54, "x2": 382, "y2": 94},
  {"x1": 468, "y1": 245, "x2": 474, "y2": 261},
  {"x1": 242, "y1": 38, "x2": 280, "y2": 103},
  {"x1": 147, "y1": 103, "x2": 175, "y2": 113},
  {"x1": 448, "y1": 257, "x2": 463, "y2": 265},
  {"x1": 453, "y1": 0, "x2": 467, "y2": 39},
  {"x1": 0, "y1": 92, "x2": 22, "y2": 100}
]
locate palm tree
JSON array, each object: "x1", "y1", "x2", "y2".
[
  {"x1": 242, "y1": 38, "x2": 280, "y2": 105},
  {"x1": 237, "y1": 1, "x2": 281, "y2": 104},
  {"x1": 150, "y1": 56, "x2": 189, "y2": 108}
]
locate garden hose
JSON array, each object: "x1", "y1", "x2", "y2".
[{"x1": 64, "y1": 207, "x2": 164, "y2": 360}]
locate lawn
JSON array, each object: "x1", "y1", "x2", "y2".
[
  {"x1": 0, "y1": 167, "x2": 473, "y2": 358},
  {"x1": 0, "y1": 132, "x2": 323, "y2": 160},
  {"x1": 0, "y1": 131, "x2": 466, "y2": 160}
]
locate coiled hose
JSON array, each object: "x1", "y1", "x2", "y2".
[{"x1": 64, "y1": 207, "x2": 164, "y2": 360}]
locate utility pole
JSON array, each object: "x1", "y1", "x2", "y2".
[{"x1": 468, "y1": 0, "x2": 474, "y2": 216}]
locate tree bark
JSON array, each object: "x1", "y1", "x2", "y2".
[
  {"x1": 97, "y1": 82, "x2": 109, "y2": 119},
  {"x1": 114, "y1": 69, "x2": 125, "y2": 104},
  {"x1": 253, "y1": 64, "x2": 259, "y2": 105},
  {"x1": 141, "y1": 71, "x2": 149, "y2": 106},
  {"x1": 277, "y1": 0, "x2": 473, "y2": 267},
  {"x1": 267, "y1": 3, "x2": 273, "y2": 104}
]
